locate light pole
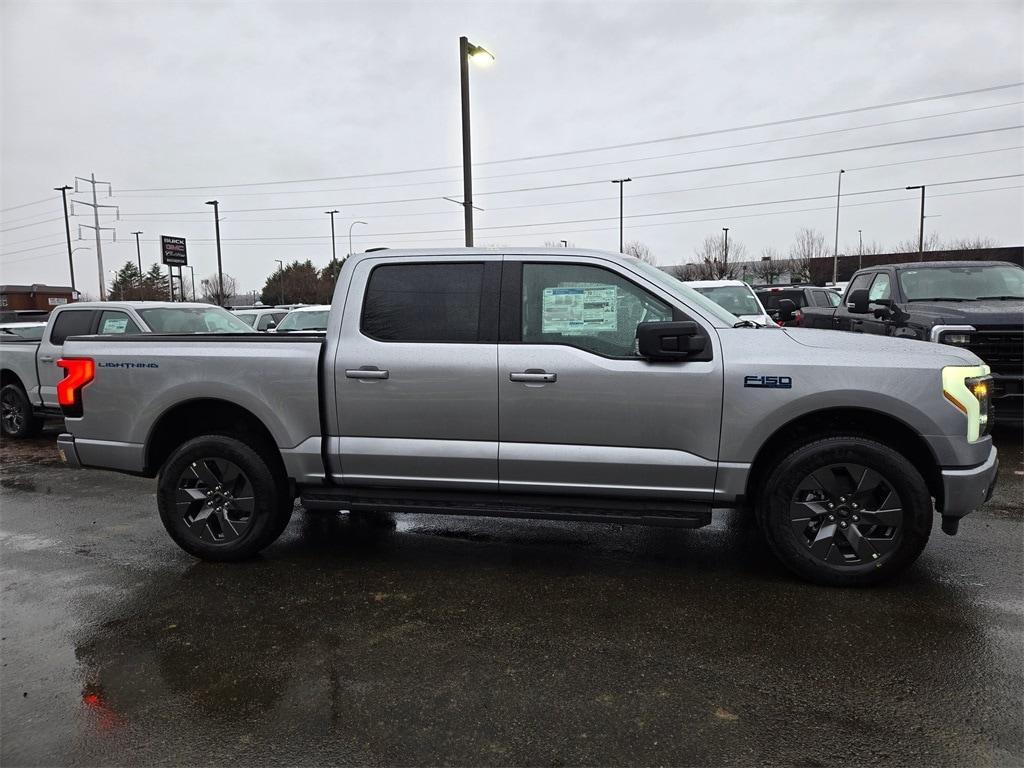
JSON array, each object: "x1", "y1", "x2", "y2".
[
  {"x1": 130, "y1": 231, "x2": 144, "y2": 299},
  {"x1": 459, "y1": 36, "x2": 494, "y2": 247},
  {"x1": 54, "y1": 185, "x2": 75, "y2": 292},
  {"x1": 325, "y1": 210, "x2": 339, "y2": 261},
  {"x1": 205, "y1": 200, "x2": 224, "y2": 305},
  {"x1": 275, "y1": 259, "x2": 284, "y2": 306},
  {"x1": 348, "y1": 220, "x2": 367, "y2": 257},
  {"x1": 611, "y1": 178, "x2": 632, "y2": 253},
  {"x1": 560, "y1": 240, "x2": 568, "y2": 247},
  {"x1": 184, "y1": 264, "x2": 196, "y2": 301},
  {"x1": 832, "y1": 169, "x2": 845, "y2": 284},
  {"x1": 69, "y1": 247, "x2": 89, "y2": 300},
  {"x1": 722, "y1": 227, "x2": 730, "y2": 271},
  {"x1": 858, "y1": 229, "x2": 863, "y2": 270},
  {"x1": 906, "y1": 185, "x2": 926, "y2": 259}
]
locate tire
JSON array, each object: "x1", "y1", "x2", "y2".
[
  {"x1": 1, "y1": 383, "x2": 43, "y2": 439},
  {"x1": 756, "y1": 436, "x2": 933, "y2": 587},
  {"x1": 157, "y1": 435, "x2": 293, "y2": 561}
]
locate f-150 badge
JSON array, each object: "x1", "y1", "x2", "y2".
[{"x1": 744, "y1": 375, "x2": 792, "y2": 389}]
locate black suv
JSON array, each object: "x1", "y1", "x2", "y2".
[{"x1": 755, "y1": 285, "x2": 841, "y2": 326}]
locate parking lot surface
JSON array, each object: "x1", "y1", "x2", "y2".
[{"x1": 1, "y1": 429, "x2": 1022, "y2": 767}]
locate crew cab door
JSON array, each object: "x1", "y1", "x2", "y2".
[
  {"x1": 834, "y1": 272, "x2": 874, "y2": 332},
  {"x1": 497, "y1": 257, "x2": 723, "y2": 500},
  {"x1": 858, "y1": 272, "x2": 895, "y2": 335},
  {"x1": 330, "y1": 255, "x2": 500, "y2": 489}
]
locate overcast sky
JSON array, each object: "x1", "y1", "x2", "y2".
[{"x1": 2, "y1": 0, "x2": 1022, "y2": 298}]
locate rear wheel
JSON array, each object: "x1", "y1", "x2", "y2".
[
  {"x1": 757, "y1": 437, "x2": 933, "y2": 586},
  {"x1": 157, "y1": 435, "x2": 292, "y2": 561},
  {"x1": 1, "y1": 384, "x2": 42, "y2": 439}
]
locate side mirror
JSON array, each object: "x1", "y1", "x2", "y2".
[
  {"x1": 846, "y1": 289, "x2": 869, "y2": 314},
  {"x1": 777, "y1": 298, "x2": 797, "y2": 323},
  {"x1": 637, "y1": 320, "x2": 706, "y2": 360}
]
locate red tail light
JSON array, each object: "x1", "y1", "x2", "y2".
[
  {"x1": 57, "y1": 358, "x2": 95, "y2": 415},
  {"x1": 794, "y1": 310, "x2": 804, "y2": 326}
]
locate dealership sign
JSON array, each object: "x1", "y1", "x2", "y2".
[{"x1": 160, "y1": 236, "x2": 187, "y2": 266}]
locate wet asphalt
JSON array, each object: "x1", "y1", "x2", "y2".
[{"x1": 1, "y1": 429, "x2": 1022, "y2": 767}]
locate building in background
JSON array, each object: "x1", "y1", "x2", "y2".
[{"x1": 0, "y1": 284, "x2": 78, "y2": 313}]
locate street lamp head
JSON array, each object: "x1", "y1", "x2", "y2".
[
  {"x1": 467, "y1": 42, "x2": 495, "y2": 64},
  {"x1": 839, "y1": 169, "x2": 845, "y2": 174},
  {"x1": 325, "y1": 209, "x2": 339, "y2": 215},
  {"x1": 611, "y1": 178, "x2": 632, "y2": 184},
  {"x1": 906, "y1": 185, "x2": 924, "y2": 191},
  {"x1": 205, "y1": 200, "x2": 218, "y2": 206}
]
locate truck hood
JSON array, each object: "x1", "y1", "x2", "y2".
[
  {"x1": 900, "y1": 299, "x2": 1024, "y2": 326},
  {"x1": 782, "y1": 327, "x2": 981, "y2": 366}
]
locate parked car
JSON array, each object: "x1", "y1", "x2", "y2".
[
  {"x1": 233, "y1": 308, "x2": 288, "y2": 332},
  {"x1": 0, "y1": 322, "x2": 47, "y2": 340},
  {"x1": 0, "y1": 310, "x2": 50, "y2": 324},
  {"x1": 273, "y1": 305, "x2": 330, "y2": 333},
  {"x1": 684, "y1": 280, "x2": 775, "y2": 326},
  {"x1": 55, "y1": 248, "x2": 997, "y2": 586},
  {"x1": 0, "y1": 301, "x2": 253, "y2": 438},
  {"x1": 756, "y1": 285, "x2": 842, "y2": 326},
  {"x1": 799, "y1": 261, "x2": 1023, "y2": 423}
]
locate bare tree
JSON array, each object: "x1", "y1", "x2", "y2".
[
  {"x1": 788, "y1": 227, "x2": 828, "y2": 282},
  {"x1": 752, "y1": 247, "x2": 785, "y2": 285},
  {"x1": 946, "y1": 236, "x2": 999, "y2": 252},
  {"x1": 663, "y1": 263, "x2": 700, "y2": 281},
  {"x1": 894, "y1": 232, "x2": 943, "y2": 253},
  {"x1": 624, "y1": 240, "x2": 656, "y2": 265},
  {"x1": 201, "y1": 273, "x2": 239, "y2": 306},
  {"x1": 690, "y1": 233, "x2": 742, "y2": 279}
]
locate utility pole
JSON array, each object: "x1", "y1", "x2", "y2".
[
  {"x1": 722, "y1": 227, "x2": 730, "y2": 271},
  {"x1": 205, "y1": 200, "x2": 224, "y2": 305},
  {"x1": 906, "y1": 185, "x2": 926, "y2": 260},
  {"x1": 832, "y1": 169, "x2": 845, "y2": 284},
  {"x1": 858, "y1": 229, "x2": 863, "y2": 271},
  {"x1": 325, "y1": 210, "x2": 339, "y2": 261},
  {"x1": 611, "y1": 178, "x2": 631, "y2": 253},
  {"x1": 54, "y1": 185, "x2": 76, "y2": 293},
  {"x1": 185, "y1": 265, "x2": 196, "y2": 301},
  {"x1": 73, "y1": 174, "x2": 118, "y2": 301},
  {"x1": 275, "y1": 259, "x2": 284, "y2": 306},
  {"x1": 131, "y1": 231, "x2": 144, "y2": 299}
]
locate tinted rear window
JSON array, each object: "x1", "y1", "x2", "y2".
[
  {"x1": 361, "y1": 263, "x2": 485, "y2": 342},
  {"x1": 49, "y1": 310, "x2": 96, "y2": 345},
  {"x1": 757, "y1": 290, "x2": 808, "y2": 310}
]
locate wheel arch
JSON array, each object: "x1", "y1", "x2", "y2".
[
  {"x1": 744, "y1": 406, "x2": 943, "y2": 509},
  {"x1": 144, "y1": 398, "x2": 286, "y2": 481},
  {"x1": 1, "y1": 369, "x2": 26, "y2": 391}
]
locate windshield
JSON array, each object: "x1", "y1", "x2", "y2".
[
  {"x1": 234, "y1": 313, "x2": 257, "y2": 326},
  {"x1": 137, "y1": 306, "x2": 253, "y2": 333},
  {"x1": 692, "y1": 285, "x2": 764, "y2": 317},
  {"x1": 758, "y1": 290, "x2": 807, "y2": 310},
  {"x1": 276, "y1": 309, "x2": 329, "y2": 332},
  {"x1": 899, "y1": 265, "x2": 1024, "y2": 301},
  {"x1": 628, "y1": 260, "x2": 740, "y2": 326}
]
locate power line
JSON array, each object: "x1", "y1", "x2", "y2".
[
  {"x1": 0, "y1": 216, "x2": 64, "y2": 233},
  {"x1": 112, "y1": 100, "x2": 1024, "y2": 200},
  {"x1": 116, "y1": 81, "x2": 1024, "y2": 192},
  {"x1": 0, "y1": 196, "x2": 57, "y2": 214}
]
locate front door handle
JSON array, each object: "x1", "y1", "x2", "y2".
[
  {"x1": 510, "y1": 369, "x2": 557, "y2": 383},
  {"x1": 345, "y1": 366, "x2": 389, "y2": 380},
  {"x1": 39, "y1": 355, "x2": 54, "y2": 363}
]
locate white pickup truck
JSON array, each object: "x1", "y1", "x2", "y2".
[{"x1": 0, "y1": 301, "x2": 251, "y2": 438}]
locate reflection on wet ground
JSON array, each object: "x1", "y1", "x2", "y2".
[{"x1": 1, "y1": 432, "x2": 1022, "y2": 766}]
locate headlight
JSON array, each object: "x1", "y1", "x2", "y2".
[
  {"x1": 942, "y1": 332, "x2": 972, "y2": 345},
  {"x1": 942, "y1": 365, "x2": 993, "y2": 442}
]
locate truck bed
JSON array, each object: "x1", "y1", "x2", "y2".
[{"x1": 59, "y1": 333, "x2": 325, "y2": 475}]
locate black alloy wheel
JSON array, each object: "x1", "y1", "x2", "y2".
[{"x1": 174, "y1": 457, "x2": 256, "y2": 545}]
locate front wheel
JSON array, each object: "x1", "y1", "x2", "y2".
[
  {"x1": 757, "y1": 437, "x2": 933, "y2": 587},
  {"x1": 157, "y1": 435, "x2": 292, "y2": 561}
]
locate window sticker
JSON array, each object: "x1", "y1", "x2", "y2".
[
  {"x1": 101, "y1": 317, "x2": 128, "y2": 334},
  {"x1": 541, "y1": 285, "x2": 618, "y2": 335}
]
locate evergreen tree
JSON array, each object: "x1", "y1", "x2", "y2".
[{"x1": 108, "y1": 261, "x2": 143, "y2": 300}]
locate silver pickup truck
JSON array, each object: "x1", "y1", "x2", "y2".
[
  {"x1": 0, "y1": 301, "x2": 253, "y2": 438},
  {"x1": 55, "y1": 249, "x2": 998, "y2": 586}
]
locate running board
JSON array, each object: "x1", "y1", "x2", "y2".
[{"x1": 299, "y1": 487, "x2": 712, "y2": 529}]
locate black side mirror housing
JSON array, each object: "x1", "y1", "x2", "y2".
[
  {"x1": 777, "y1": 298, "x2": 797, "y2": 322},
  {"x1": 637, "y1": 320, "x2": 706, "y2": 360},
  {"x1": 846, "y1": 288, "x2": 869, "y2": 314}
]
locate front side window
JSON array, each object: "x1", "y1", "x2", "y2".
[
  {"x1": 49, "y1": 310, "x2": 96, "y2": 345},
  {"x1": 868, "y1": 274, "x2": 892, "y2": 302},
  {"x1": 844, "y1": 273, "x2": 874, "y2": 302},
  {"x1": 362, "y1": 263, "x2": 484, "y2": 342},
  {"x1": 98, "y1": 311, "x2": 142, "y2": 335},
  {"x1": 522, "y1": 263, "x2": 672, "y2": 357},
  {"x1": 234, "y1": 313, "x2": 257, "y2": 327},
  {"x1": 823, "y1": 291, "x2": 841, "y2": 307}
]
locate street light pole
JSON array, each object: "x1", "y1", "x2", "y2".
[
  {"x1": 832, "y1": 169, "x2": 845, "y2": 284},
  {"x1": 275, "y1": 259, "x2": 284, "y2": 306},
  {"x1": 611, "y1": 178, "x2": 631, "y2": 253},
  {"x1": 325, "y1": 210, "x2": 339, "y2": 261},
  {"x1": 459, "y1": 36, "x2": 493, "y2": 248},
  {"x1": 185, "y1": 264, "x2": 196, "y2": 301},
  {"x1": 54, "y1": 185, "x2": 75, "y2": 292},
  {"x1": 906, "y1": 185, "x2": 926, "y2": 259},
  {"x1": 348, "y1": 220, "x2": 367, "y2": 257},
  {"x1": 858, "y1": 229, "x2": 863, "y2": 271},
  {"x1": 205, "y1": 200, "x2": 224, "y2": 305},
  {"x1": 722, "y1": 227, "x2": 730, "y2": 271},
  {"x1": 131, "y1": 231, "x2": 144, "y2": 299}
]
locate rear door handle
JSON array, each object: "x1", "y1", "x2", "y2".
[
  {"x1": 39, "y1": 356, "x2": 54, "y2": 363},
  {"x1": 345, "y1": 366, "x2": 389, "y2": 380},
  {"x1": 510, "y1": 369, "x2": 557, "y2": 383}
]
